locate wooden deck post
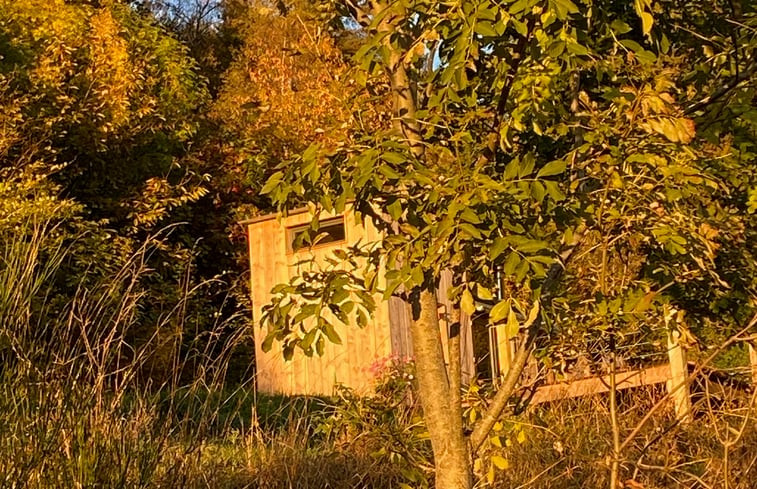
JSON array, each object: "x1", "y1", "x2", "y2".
[
  {"x1": 489, "y1": 325, "x2": 514, "y2": 383},
  {"x1": 749, "y1": 342, "x2": 757, "y2": 386},
  {"x1": 666, "y1": 330, "x2": 692, "y2": 422}
]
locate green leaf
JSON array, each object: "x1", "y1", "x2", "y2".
[
  {"x1": 323, "y1": 323, "x2": 342, "y2": 345},
  {"x1": 490, "y1": 300, "x2": 510, "y2": 323},
  {"x1": 476, "y1": 284, "x2": 493, "y2": 301},
  {"x1": 379, "y1": 165, "x2": 401, "y2": 179},
  {"x1": 566, "y1": 42, "x2": 589, "y2": 56},
  {"x1": 518, "y1": 153, "x2": 535, "y2": 178},
  {"x1": 511, "y1": 237, "x2": 548, "y2": 253},
  {"x1": 302, "y1": 144, "x2": 318, "y2": 162},
  {"x1": 387, "y1": 199, "x2": 403, "y2": 220},
  {"x1": 544, "y1": 181, "x2": 566, "y2": 201},
  {"x1": 503, "y1": 252, "x2": 520, "y2": 275},
  {"x1": 262, "y1": 332, "x2": 275, "y2": 352},
  {"x1": 461, "y1": 208, "x2": 482, "y2": 224},
  {"x1": 537, "y1": 160, "x2": 566, "y2": 177},
  {"x1": 531, "y1": 181, "x2": 546, "y2": 203},
  {"x1": 610, "y1": 19, "x2": 632, "y2": 34},
  {"x1": 300, "y1": 329, "x2": 318, "y2": 351},
  {"x1": 260, "y1": 171, "x2": 283, "y2": 195},
  {"x1": 474, "y1": 21, "x2": 498, "y2": 37},
  {"x1": 490, "y1": 237, "x2": 509, "y2": 260},
  {"x1": 460, "y1": 223, "x2": 482, "y2": 239},
  {"x1": 619, "y1": 39, "x2": 644, "y2": 53},
  {"x1": 547, "y1": 41, "x2": 565, "y2": 58},
  {"x1": 382, "y1": 152, "x2": 406, "y2": 164},
  {"x1": 515, "y1": 260, "x2": 529, "y2": 281}
]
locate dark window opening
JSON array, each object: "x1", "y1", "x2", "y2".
[{"x1": 287, "y1": 217, "x2": 346, "y2": 253}]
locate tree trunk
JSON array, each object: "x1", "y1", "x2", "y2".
[{"x1": 410, "y1": 288, "x2": 471, "y2": 489}]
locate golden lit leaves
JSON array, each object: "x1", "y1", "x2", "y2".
[
  {"x1": 127, "y1": 174, "x2": 210, "y2": 229},
  {"x1": 621, "y1": 83, "x2": 696, "y2": 144},
  {"x1": 87, "y1": 8, "x2": 135, "y2": 130},
  {"x1": 634, "y1": 0, "x2": 655, "y2": 37},
  {"x1": 213, "y1": 7, "x2": 358, "y2": 161},
  {"x1": 641, "y1": 117, "x2": 696, "y2": 143}
]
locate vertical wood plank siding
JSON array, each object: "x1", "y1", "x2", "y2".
[{"x1": 248, "y1": 207, "x2": 393, "y2": 395}]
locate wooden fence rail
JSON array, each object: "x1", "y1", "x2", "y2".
[{"x1": 505, "y1": 333, "x2": 757, "y2": 422}]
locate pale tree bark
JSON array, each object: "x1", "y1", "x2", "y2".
[
  {"x1": 374, "y1": 7, "x2": 473, "y2": 485},
  {"x1": 410, "y1": 289, "x2": 471, "y2": 489}
]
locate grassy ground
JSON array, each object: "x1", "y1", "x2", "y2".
[
  {"x1": 2, "y1": 219, "x2": 755, "y2": 488},
  {"x1": 2, "y1": 374, "x2": 754, "y2": 489}
]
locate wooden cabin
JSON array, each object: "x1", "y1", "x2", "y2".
[{"x1": 244, "y1": 206, "x2": 487, "y2": 396}]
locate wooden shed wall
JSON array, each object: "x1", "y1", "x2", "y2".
[
  {"x1": 247, "y1": 208, "x2": 393, "y2": 396},
  {"x1": 387, "y1": 271, "x2": 476, "y2": 383}
]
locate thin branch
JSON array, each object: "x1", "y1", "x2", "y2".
[
  {"x1": 618, "y1": 312, "x2": 757, "y2": 454},
  {"x1": 469, "y1": 228, "x2": 585, "y2": 453},
  {"x1": 684, "y1": 61, "x2": 757, "y2": 115},
  {"x1": 484, "y1": 18, "x2": 536, "y2": 160}
]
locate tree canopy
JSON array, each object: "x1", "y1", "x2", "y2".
[{"x1": 257, "y1": 0, "x2": 757, "y2": 486}]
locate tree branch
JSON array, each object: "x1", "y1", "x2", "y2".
[
  {"x1": 469, "y1": 228, "x2": 584, "y2": 453},
  {"x1": 484, "y1": 18, "x2": 536, "y2": 160},
  {"x1": 684, "y1": 60, "x2": 757, "y2": 115}
]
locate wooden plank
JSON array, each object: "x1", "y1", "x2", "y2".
[
  {"x1": 365, "y1": 217, "x2": 393, "y2": 364},
  {"x1": 436, "y1": 271, "x2": 476, "y2": 384},
  {"x1": 347, "y1": 211, "x2": 373, "y2": 393},
  {"x1": 459, "y1": 311, "x2": 475, "y2": 383},
  {"x1": 248, "y1": 223, "x2": 271, "y2": 393},
  {"x1": 250, "y1": 219, "x2": 286, "y2": 393},
  {"x1": 667, "y1": 330, "x2": 692, "y2": 422},
  {"x1": 528, "y1": 364, "x2": 672, "y2": 405},
  {"x1": 239, "y1": 204, "x2": 311, "y2": 225},
  {"x1": 388, "y1": 297, "x2": 410, "y2": 358},
  {"x1": 489, "y1": 325, "x2": 514, "y2": 382}
]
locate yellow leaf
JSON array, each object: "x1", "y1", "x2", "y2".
[
  {"x1": 506, "y1": 309, "x2": 519, "y2": 337},
  {"x1": 476, "y1": 284, "x2": 493, "y2": 300},
  {"x1": 489, "y1": 299, "x2": 510, "y2": 323},
  {"x1": 659, "y1": 118, "x2": 680, "y2": 142},
  {"x1": 675, "y1": 118, "x2": 696, "y2": 143},
  {"x1": 469, "y1": 408, "x2": 478, "y2": 423},
  {"x1": 461, "y1": 288, "x2": 476, "y2": 315},
  {"x1": 640, "y1": 12, "x2": 654, "y2": 36},
  {"x1": 525, "y1": 301, "x2": 540, "y2": 326},
  {"x1": 517, "y1": 430, "x2": 527, "y2": 444},
  {"x1": 491, "y1": 455, "x2": 510, "y2": 470}
]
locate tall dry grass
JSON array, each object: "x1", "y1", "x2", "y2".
[
  {"x1": 487, "y1": 382, "x2": 757, "y2": 489},
  {"x1": 0, "y1": 217, "x2": 240, "y2": 488},
  {"x1": 0, "y1": 216, "x2": 404, "y2": 489}
]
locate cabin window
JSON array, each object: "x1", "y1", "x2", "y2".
[{"x1": 286, "y1": 217, "x2": 346, "y2": 253}]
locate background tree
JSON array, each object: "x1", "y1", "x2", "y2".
[{"x1": 0, "y1": 0, "x2": 226, "y2": 381}]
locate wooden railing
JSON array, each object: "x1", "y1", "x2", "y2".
[{"x1": 493, "y1": 330, "x2": 757, "y2": 422}]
